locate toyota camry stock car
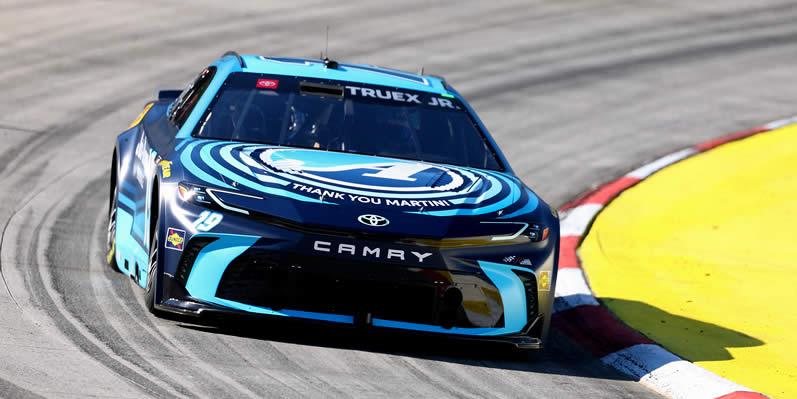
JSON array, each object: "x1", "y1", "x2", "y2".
[{"x1": 107, "y1": 52, "x2": 560, "y2": 349}]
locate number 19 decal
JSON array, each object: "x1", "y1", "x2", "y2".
[{"x1": 193, "y1": 211, "x2": 223, "y2": 232}]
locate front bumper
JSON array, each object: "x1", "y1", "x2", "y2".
[
  {"x1": 157, "y1": 229, "x2": 557, "y2": 349},
  {"x1": 157, "y1": 273, "x2": 546, "y2": 349}
]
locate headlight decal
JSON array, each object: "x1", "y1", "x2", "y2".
[{"x1": 480, "y1": 221, "x2": 529, "y2": 241}]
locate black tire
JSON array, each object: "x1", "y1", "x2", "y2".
[
  {"x1": 144, "y1": 217, "x2": 159, "y2": 314},
  {"x1": 106, "y1": 169, "x2": 121, "y2": 272}
]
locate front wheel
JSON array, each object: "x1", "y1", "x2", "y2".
[
  {"x1": 144, "y1": 218, "x2": 159, "y2": 314},
  {"x1": 106, "y1": 174, "x2": 121, "y2": 272}
]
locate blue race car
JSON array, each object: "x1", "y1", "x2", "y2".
[{"x1": 107, "y1": 52, "x2": 559, "y2": 349}]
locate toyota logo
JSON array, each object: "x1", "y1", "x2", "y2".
[{"x1": 358, "y1": 214, "x2": 389, "y2": 227}]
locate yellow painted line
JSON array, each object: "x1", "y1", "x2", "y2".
[
  {"x1": 580, "y1": 124, "x2": 797, "y2": 399},
  {"x1": 126, "y1": 102, "x2": 154, "y2": 130}
]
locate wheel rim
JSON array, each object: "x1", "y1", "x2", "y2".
[
  {"x1": 106, "y1": 183, "x2": 118, "y2": 265},
  {"x1": 147, "y1": 232, "x2": 157, "y2": 294}
]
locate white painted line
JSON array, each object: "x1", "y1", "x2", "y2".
[
  {"x1": 553, "y1": 269, "x2": 599, "y2": 313},
  {"x1": 602, "y1": 344, "x2": 755, "y2": 399},
  {"x1": 554, "y1": 268, "x2": 593, "y2": 298},
  {"x1": 560, "y1": 204, "x2": 603, "y2": 237},
  {"x1": 553, "y1": 294, "x2": 600, "y2": 313},
  {"x1": 626, "y1": 149, "x2": 698, "y2": 179},
  {"x1": 763, "y1": 115, "x2": 797, "y2": 130}
]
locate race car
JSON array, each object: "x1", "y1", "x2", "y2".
[{"x1": 106, "y1": 52, "x2": 559, "y2": 349}]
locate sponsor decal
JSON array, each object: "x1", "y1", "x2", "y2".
[
  {"x1": 165, "y1": 228, "x2": 186, "y2": 251},
  {"x1": 503, "y1": 255, "x2": 517, "y2": 263},
  {"x1": 256, "y1": 79, "x2": 279, "y2": 89},
  {"x1": 313, "y1": 240, "x2": 432, "y2": 263},
  {"x1": 292, "y1": 183, "x2": 453, "y2": 207},
  {"x1": 134, "y1": 134, "x2": 156, "y2": 188},
  {"x1": 158, "y1": 160, "x2": 172, "y2": 178},
  {"x1": 551, "y1": 207, "x2": 558, "y2": 219},
  {"x1": 357, "y1": 214, "x2": 389, "y2": 227},
  {"x1": 344, "y1": 86, "x2": 459, "y2": 109},
  {"x1": 262, "y1": 149, "x2": 466, "y2": 193},
  {"x1": 538, "y1": 271, "x2": 550, "y2": 291},
  {"x1": 192, "y1": 210, "x2": 223, "y2": 232}
]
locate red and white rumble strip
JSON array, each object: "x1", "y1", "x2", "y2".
[{"x1": 549, "y1": 117, "x2": 797, "y2": 399}]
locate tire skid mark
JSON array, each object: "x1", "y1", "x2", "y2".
[
  {"x1": 469, "y1": 26, "x2": 797, "y2": 101},
  {"x1": 20, "y1": 203, "x2": 180, "y2": 399},
  {"x1": 0, "y1": 123, "x2": 45, "y2": 134},
  {"x1": 192, "y1": 336, "x2": 349, "y2": 398},
  {"x1": 339, "y1": 1, "x2": 626, "y2": 64},
  {"x1": 0, "y1": 91, "x2": 150, "y2": 178},
  {"x1": 241, "y1": 339, "x2": 349, "y2": 397},
  {"x1": 85, "y1": 187, "x2": 259, "y2": 399},
  {"x1": 94, "y1": 272, "x2": 249, "y2": 399},
  {"x1": 0, "y1": 155, "x2": 97, "y2": 312},
  {"x1": 0, "y1": 1, "x2": 414, "y2": 86},
  {"x1": 452, "y1": 1, "x2": 797, "y2": 84},
  {"x1": 0, "y1": 4, "x2": 165, "y2": 64},
  {"x1": 423, "y1": 359, "x2": 503, "y2": 399},
  {"x1": 85, "y1": 180, "x2": 280, "y2": 398},
  {"x1": 384, "y1": 356, "x2": 472, "y2": 399},
  {"x1": 48, "y1": 177, "x2": 207, "y2": 398},
  {"x1": 198, "y1": 336, "x2": 306, "y2": 398},
  {"x1": 0, "y1": 375, "x2": 46, "y2": 399}
]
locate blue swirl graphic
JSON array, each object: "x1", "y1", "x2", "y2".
[{"x1": 179, "y1": 141, "x2": 537, "y2": 217}]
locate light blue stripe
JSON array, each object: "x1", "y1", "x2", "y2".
[
  {"x1": 259, "y1": 148, "x2": 485, "y2": 199},
  {"x1": 120, "y1": 180, "x2": 138, "y2": 195},
  {"x1": 370, "y1": 319, "x2": 508, "y2": 336},
  {"x1": 448, "y1": 173, "x2": 501, "y2": 205},
  {"x1": 266, "y1": 164, "x2": 479, "y2": 200},
  {"x1": 194, "y1": 297, "x2": 354, "y2": 324},
  {"x1": 254, "y1": 173, "x2": 291, "y2": 186},
  {"x1": 174, "y1": 139, "x2": 189, "y2": 152},
  {"x1": 180, "y1": 141, "x2": 234, "y2": 189},
  {"x1": 184, "y1": 233, "x2": 260, "y2": 298},
  {"x1": 114, "y1": 208, "x2": 148, "y2": 283},
  {"x1": 117, "y1": 192, "x2": 135, "y2": 210},
  {"x1": 221, "y1": 145, "x2": 290, "y2": 186},
  {"x1": 478, "y1": 261, "x2": 530, "y2": 334},
  {"x1": 498, "y1": 190, "x2": 540, "y2": 219},
  {"x1": 253, "y1": 56, "x2": 444, "y2": 92},
  {"x1": 199, "y1": 143, "x2": 329, "y2": 204},
  {"x1": 280, "y1": 310, "x2": 354, "y2": 324},
  {"x1": 417, "y1": 173, "x2": 519, "y2": 217}
]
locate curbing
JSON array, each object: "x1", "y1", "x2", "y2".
[{"x1": 549, "y1": 116, "x2": 797, "y2": 399}]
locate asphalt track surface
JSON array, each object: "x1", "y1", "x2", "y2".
[{"x1": 2, "y1": 1, "x2": 797, "y2": 397}]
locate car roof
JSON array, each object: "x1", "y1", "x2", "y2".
[{"x1": 219, "y1": 55, "x2": 451, "y2": 94}]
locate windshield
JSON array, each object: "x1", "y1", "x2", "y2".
[{"x1": 193, "y1": 72, "x2": 503, "y2": 170}]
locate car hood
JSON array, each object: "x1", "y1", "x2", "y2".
[{"x1": 178, "y1": 140, "x2": 542, "y2": 238}]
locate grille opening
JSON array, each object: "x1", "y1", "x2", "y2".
[
  {"x1": 214, "y1": 250, "x2": 481, "y2": 328},
  {"x1": 175, "y1": 237, "x2": 218, "y2": 286},
  {"x1": 512, "y1": 269, "x2": 539, "y2": 320}
]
